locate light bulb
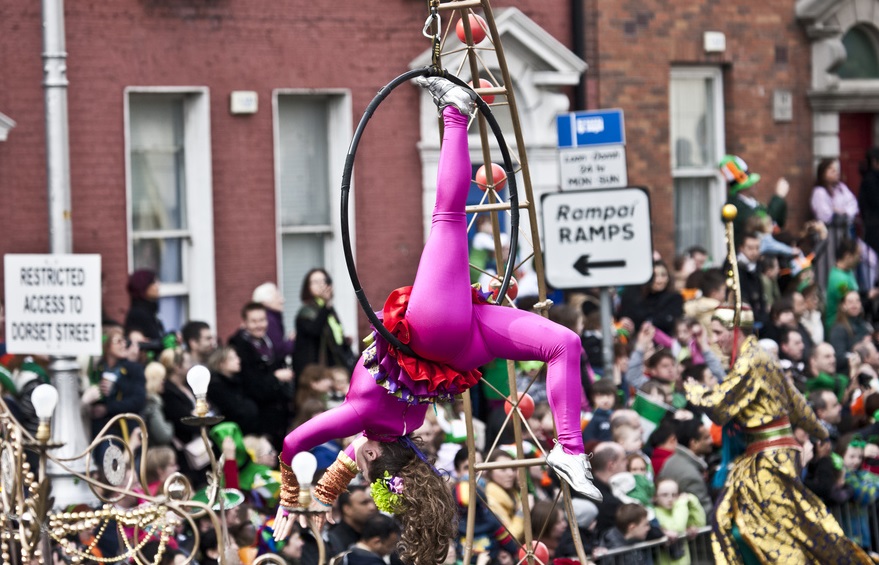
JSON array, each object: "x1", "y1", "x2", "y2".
[
  {"x1": 291, "y1": 452, "x2": 318, "y2": 487},
  {"x1": 31, "y1": 384, "x2": 58, "y2": 420},
  {"x1": 186, "y1": 365, "x2": 211, "y2": 396}
]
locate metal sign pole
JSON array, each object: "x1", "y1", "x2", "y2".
[
  {"x1": 41, "y1": 0, "x2": 97, "y2": 509},
  {"x1": 599, "y1": 287, "x2": 614, "y2": 377}
]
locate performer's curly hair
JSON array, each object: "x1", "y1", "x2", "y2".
[{"x1": 368, "y1": 437, "x2": 457, "y2": 564}]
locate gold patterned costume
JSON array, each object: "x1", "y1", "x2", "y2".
[{"x1": 685, "y1": 335, "x2": 872, "y2": 564}]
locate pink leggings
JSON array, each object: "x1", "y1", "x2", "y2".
[{"x1": 281, "y1": 107, "x2": 584, "y2": 463}]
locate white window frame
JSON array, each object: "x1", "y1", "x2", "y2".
[
  {"x1": 123, "y1": 87, "x2": 216, "y2": 331},
  {"x1": 669, "y1": 66, "x2": 726, "y2": 263},
  {"x1": 272, "y1": 89, "x2": 356, "y2": 337}
]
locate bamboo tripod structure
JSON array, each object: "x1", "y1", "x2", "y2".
[{"x1": 424, "y1": 2, "x2": 590, "y2": 564}]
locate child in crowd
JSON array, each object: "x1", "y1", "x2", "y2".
[
  {"x1": 327, "y1": 366, "x2": 350, "y2": 410},
  {"x1": 598, "y1": 504, "x2": 653, "y2": 565},
  {"x1": 640, "y1": 380, "x2": 671, "y2": 407},
  {"x1": 626, "y1": 454, "x2": 656, "y2": 507},
  {"x1": 613, "y1": 424, "x2": 653, "y2": 480},
  {"x1": 642, "y1": 350, "x2": 677, "y2": 401},
  {"x1": 653, "y1": 478, "x2": 706, "y2": 565},
  {"x1": 838, "y1": 434, "x2": 879, "y2": 550},
  {"x1": 583, "y1": 378, "x2": 617, "y2": 443},
  {"x1": 863, "y1": 441, "x2": 879, "y2": 475}
]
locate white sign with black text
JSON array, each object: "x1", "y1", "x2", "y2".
[
  {"x1": 541, "y1": 188, "x2": 653, "y2": 288},
  {"x1": 559, "y1": 146, "x2": 628, "y2": 190},
  {"x1": 4, "y1": 254, "x2": 102, "y2": 356}
]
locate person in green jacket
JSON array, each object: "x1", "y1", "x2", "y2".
[
  {"x1": 826, "y1": 238, "x2": 862, "y2": 333},
  {"x1": 654, "y1": 478, "x2": 707, "y2": 565},
  {"x1": 805, "y1": 342, "x2": 850, "y2": 403}
]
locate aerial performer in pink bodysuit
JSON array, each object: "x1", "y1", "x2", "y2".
[{"x1": 272, "y1": 77, "x2": 599, "y2": 564}]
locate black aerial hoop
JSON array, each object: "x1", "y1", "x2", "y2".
[{"x1": 340, "y1": 66, "x2": 519, "y2": 358}]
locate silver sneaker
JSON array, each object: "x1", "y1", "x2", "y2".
[
  {"x1": 416, "y1": 76, "x2": 477, "y2": 116},
  {"x1": 545, "y1": 440, "x2": 603, "y2": 502}
]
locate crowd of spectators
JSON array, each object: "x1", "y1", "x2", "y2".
[{"x1": 3, "y1": 153, "x2": 879, "y2": 564}]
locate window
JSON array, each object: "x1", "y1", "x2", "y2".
[
  {"x1": 670, "y1": 67, "x2": 725, "y2": 260},
  {"x1": 274, "y1": 92, "x2": 355, "y2": 336},
  {"x1": 837, "y1": 25, "x2": 879, "y2": 79},
  {"x1": 125, "y1": 89, "x2": 216, "y2": 333}
]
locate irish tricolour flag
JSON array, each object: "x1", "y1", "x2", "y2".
[{"x1": 632, "y1": 391, "x2": 673, "y2": 440}]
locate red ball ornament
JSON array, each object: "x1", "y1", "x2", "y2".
[
  {"x1": 456, "y1": 14, "x2": 487, "y2": 44},
  {"x1": 504, "y1": 391, "x2": 535, "y2": 420},
  {"x1": 467, "y1": 79, "x2": 495, "y2": 104},
  {"x1": 475, "y1": 163, "x2": 507, "y2": 192},
  {"x1": 489, "y1": 276, "x2": 518, "y2": 302},
  {"x1": 517, "y1": 541, "x2": 550, "y2": 564}
]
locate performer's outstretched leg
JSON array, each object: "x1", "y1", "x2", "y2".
[
  {"x1": 455, "y1": 304, "x2": 601, "y2": 500},
  {"x1": 406, "y1": 88, "x2": 476, "y2": 362}
]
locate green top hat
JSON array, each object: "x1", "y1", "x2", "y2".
[
  {"x1": 209, "y1": 421, "x2": 249, "y2": 468},
  {"x1": 209, "y1": 421, "x2": 281, "y2": 498},
  {"x1": 719, "y1": 155, "x2": 760, "y2": 195}
]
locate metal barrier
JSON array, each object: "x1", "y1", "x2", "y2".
[
  {"x1": 589, "y1": 500, "x2": 879, "y2": 563},
  {"x1": 593, "y1": 526, "x2": 713, "y2": 565},
  {"x1": 830, "y1": 500, "x2": 879, "y2": 555}
]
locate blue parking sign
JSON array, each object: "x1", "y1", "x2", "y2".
[{"x1": 557, "y1": 109, "x2": 625, "y2": 148}]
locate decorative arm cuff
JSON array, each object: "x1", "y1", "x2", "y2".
[
  {"x1": 338, "y1": 451, "x2": 359, "y2": 474},
  {"x1": 314, "y1": 458, "x2": 357, "y2": 506},
  {"x1": 278, "y1": 458, "x2": 300, "y2": 509}
]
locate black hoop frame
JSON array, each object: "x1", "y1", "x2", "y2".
[{"x1": 340, "y1": 67, "x2": 519, "y2": 357}]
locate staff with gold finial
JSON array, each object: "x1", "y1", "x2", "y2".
[
  {"x1": 721, "y1": 203, "x2": 744, "y2": 360},
  {"x1": 721, "y1": 205, "x2": 740, "y2": 321}
]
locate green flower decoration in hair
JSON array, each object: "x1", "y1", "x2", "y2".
[{"x1": 371, "y1": 471, "x2": 404, "y2": 514}]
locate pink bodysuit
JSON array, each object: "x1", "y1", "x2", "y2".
[{"x1": 282, "y1": 106, "x2": 584, "y2": 465}]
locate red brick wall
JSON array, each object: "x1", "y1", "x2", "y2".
[
  {"x1": 586, "y1": 0, "x2": 814, "y2": 262},
  {"x1": 0, "y1": 0, "x2": 572, "y2": 339}
]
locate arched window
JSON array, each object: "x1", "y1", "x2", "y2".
[{"x1": 836, "y1": 24, "x2": 879, "y2": 79}]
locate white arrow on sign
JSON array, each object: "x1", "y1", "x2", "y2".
[{"x1": 540, "y1": 187, "x2": 654, "y2": 289}]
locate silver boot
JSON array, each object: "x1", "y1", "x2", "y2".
[
  {"x1": 416, "y1": 76, "x2": 477, "y2": 116},
  {"x1": 545, "y1": 440, "x2": 603, "y2": 502}
]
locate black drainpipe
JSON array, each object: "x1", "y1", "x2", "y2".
[{"x1": 572, "y1": 0, "x2": 587, "y2": 110}]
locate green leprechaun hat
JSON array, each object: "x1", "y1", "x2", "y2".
[
  {"x1": 209, "y1": 421, "x2": 249, "y2": 468},
  {"x1": 209, "y1": 422, "x2": 281, "y2": 498},
  {"x1": 719, "y1": 155, "x2": 761, "y2": 195}
]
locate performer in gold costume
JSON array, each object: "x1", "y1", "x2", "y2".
[{"x1": 683, "y1": 205, "x2": 871, "y2": 563}]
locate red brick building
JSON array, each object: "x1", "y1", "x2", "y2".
[
  {"x1": 2, "y1": 1, "x2": 876, "y2": 340},
  {"x1": 583, "y1": 0, "x2": 879, "y2": 263}
]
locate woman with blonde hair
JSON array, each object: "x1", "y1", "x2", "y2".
[
  {"x1": 154, "y1": 346, "x2": 202, "y2": 479},
  {"x1": 484, "y1": 450, "x2": 525, "y2": 542},
  {"x1": 141, "y1": 361, "x2": 174, "y2": 446},
  {"x1": 206, "y1": 346, "x2": 261, "y2": 436}
]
